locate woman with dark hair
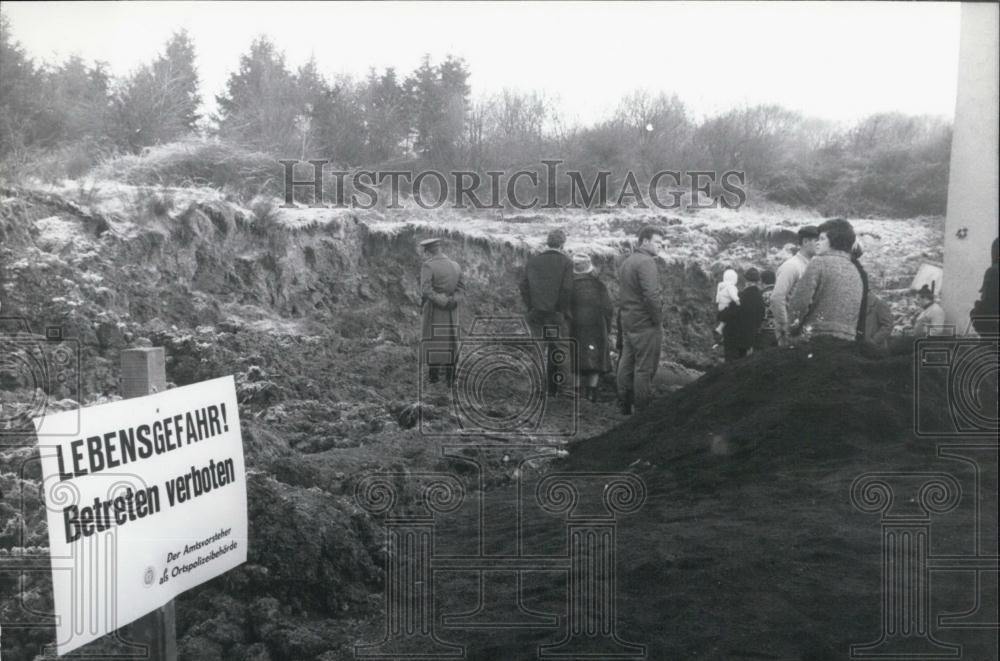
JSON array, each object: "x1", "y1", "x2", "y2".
[
  {"x1": 570, "y1": 253, "x2": 614, "y2": 402},
  {"x1": 787, "y1": 218, "x2": 864, "y2": 342}
]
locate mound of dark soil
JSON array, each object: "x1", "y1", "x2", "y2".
[
  {"x1": 425, "y1": 338, "x2": 997, "y2": 660},
  {"x1": 568, "y1": 338, "x2": 924, "y2": 485}
]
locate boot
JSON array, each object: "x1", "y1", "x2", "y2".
[
  {"x1": 586, "y1": 386, "x2": 598, "y2": 403},
  {"x1": 618, "y1": 391, "x2": 633, "y2": 415}
]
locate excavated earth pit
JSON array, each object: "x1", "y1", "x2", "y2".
[{"x1": 2, "y1": 183, "x2": 986, "y2": 661}]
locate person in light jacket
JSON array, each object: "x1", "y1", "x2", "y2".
[
  {"x1": 787, "y1": 218, "x2": 863, "y2": 342},
  {"x1": 772, "y1": 225, "x2": 819, "y2": 346}
]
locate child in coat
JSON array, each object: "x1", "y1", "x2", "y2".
[{"x1": 714, "y1": 269, "x2": 740, "y2": 341}]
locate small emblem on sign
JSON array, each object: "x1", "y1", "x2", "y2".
[{"x1": 143, "y1": 567, "x2": 155, "y2": 587}]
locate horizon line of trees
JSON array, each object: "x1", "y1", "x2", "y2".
[{"x1": 1, "y1": 14, "x2": 951, "y2": 217}]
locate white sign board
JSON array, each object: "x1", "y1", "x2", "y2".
[{"x1": 34, "y1": 376, "x2": 248, "y2": 656}]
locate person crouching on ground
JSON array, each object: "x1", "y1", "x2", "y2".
[
  {"x1": 912, "y1": 284, "x2": 947, "y2": 337},
  {"x1": 570, "y1": 253, "x2": 613, "y2": 403},
  {"x1": 714, "y1": 268, "x2": 740, "y2": 343},
  {"x1": 787, "y1": 218, "x2": 864, "y2": 343}
]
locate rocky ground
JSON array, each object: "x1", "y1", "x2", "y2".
[{"x1": 1, "y1": 181, "x2": 977, "y2": 661}]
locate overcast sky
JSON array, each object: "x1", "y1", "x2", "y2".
[{"x1": 3, "y1": 1, "x2": 962, "y2": 128}]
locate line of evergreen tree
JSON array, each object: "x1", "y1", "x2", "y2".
[{"x1": 0, "y1": 15, "x2": 952, "y2": 217}]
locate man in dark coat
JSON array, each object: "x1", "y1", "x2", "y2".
[
  {"x1": 570, "y1": 253, "x2": 613, "y2": 403},
  {"x1": 864, "y1": 292, "x2": 893, "y2": 348},
  {"x1": 520, "y1": 229, "x2": 574, "y2": 396},
  {"x1": 719, "y1": 267, "x2": 765, "y2": 362},
  {"x1": 755, "y1": 269, "x2": 777, "y2": 351},
  {"x1": 971, "y1": 237, "x2": 999, "y2": 336},
  {"x1": 420, "y1": 238, "x2": 465, "y2": 385},
  {"x1": 616, "y1": 225, "x2": 664, "y2": 414}
]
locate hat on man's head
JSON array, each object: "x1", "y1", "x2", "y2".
[
  {"x1": 798, "y1": 225, "x2": 820, "y2": 241},
  {"x1": 419, "y1": 238, "x2": 443, "y2": 249},
  {"x1": 573, "y1": 253, "x2": 594, "y2": 274}
]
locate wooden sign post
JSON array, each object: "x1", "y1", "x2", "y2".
[{"x1": 121, "y1": 347, "x2": 177, "y2": 661}]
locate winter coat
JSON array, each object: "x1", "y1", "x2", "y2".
[
  {"x1": 420, "y1": 254, "x2": 465, "y2": 365},
  {"x1": 971, "y1": 242, "x2": 998, "y2": 336},
  {"x1": 519, "y1": 249, "x2": 574, "y2": 316},
  {"x1": 864, "y1": 294, "x2": 893, "y2": 347},
  {"x1": 771, "y1": 253, "x2": 809, "y2": 336},
  {"x1": 618, "y1": 247, "x2": 662, "y2": 330},
  {"x1": 570, "y1": 273, "x2": 614, "y2": 373},
  {"x1": 719, "y1": 285, "x2": 765, "y2": 352},
  {"x1": 853, "y1": 259, "x2": 869, "y2": 341},
  {"x1": 787, "y1": 250, "x2": 864, "y2": 341}
]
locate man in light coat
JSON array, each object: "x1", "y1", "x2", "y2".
[
  {"x1": 420, "y1": 238, "x2": 465, "y2": 385},
  {"x1": 771, "y1": 225, "x2": 819, "y2": 347},
  {"x1": 616, "y1": 225, "x2": 665, "y2": 414}
]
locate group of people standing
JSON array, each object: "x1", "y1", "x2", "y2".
[
  {"x1": 418, "y1": 226, "x2": 667, "y2": 415},
  {"x1": 714, "y1": 220, "x2": 892, "y2": 362},
  {"x1": 418, "y1": 221, "x2": 999, "y2": 418}
]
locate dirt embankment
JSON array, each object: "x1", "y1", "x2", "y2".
[
  {"x1": 0, "y1": 184, "x2": 957, "y2": 661},
  {"x1": 0, "y1": 184, "x2": 718, "y2": 661}
]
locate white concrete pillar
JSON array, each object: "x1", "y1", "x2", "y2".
[{"x1": 943, "y1": 4, "x2": 999, "y2": 333}]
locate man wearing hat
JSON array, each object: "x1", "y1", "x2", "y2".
[
  {"x1": 771, "y1": 225, "x2": 819, "y2": 346},
  {"x1": 420, "y1": 238, "x2": 465, "y2": 385},
  {"x1": 520, "y1": 228, "x2": 574, "y2": 396},
  {"x1": 912, "y1": 284, "x2": 946, "y2": 338}
]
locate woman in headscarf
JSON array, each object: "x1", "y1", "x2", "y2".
[{"x1": 570, "y1": 253, "x2": 614, "y2": 402}]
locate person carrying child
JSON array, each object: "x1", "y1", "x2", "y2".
[{"x1": 714, "y1": 268, "x2": 740, "y2": 343}]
